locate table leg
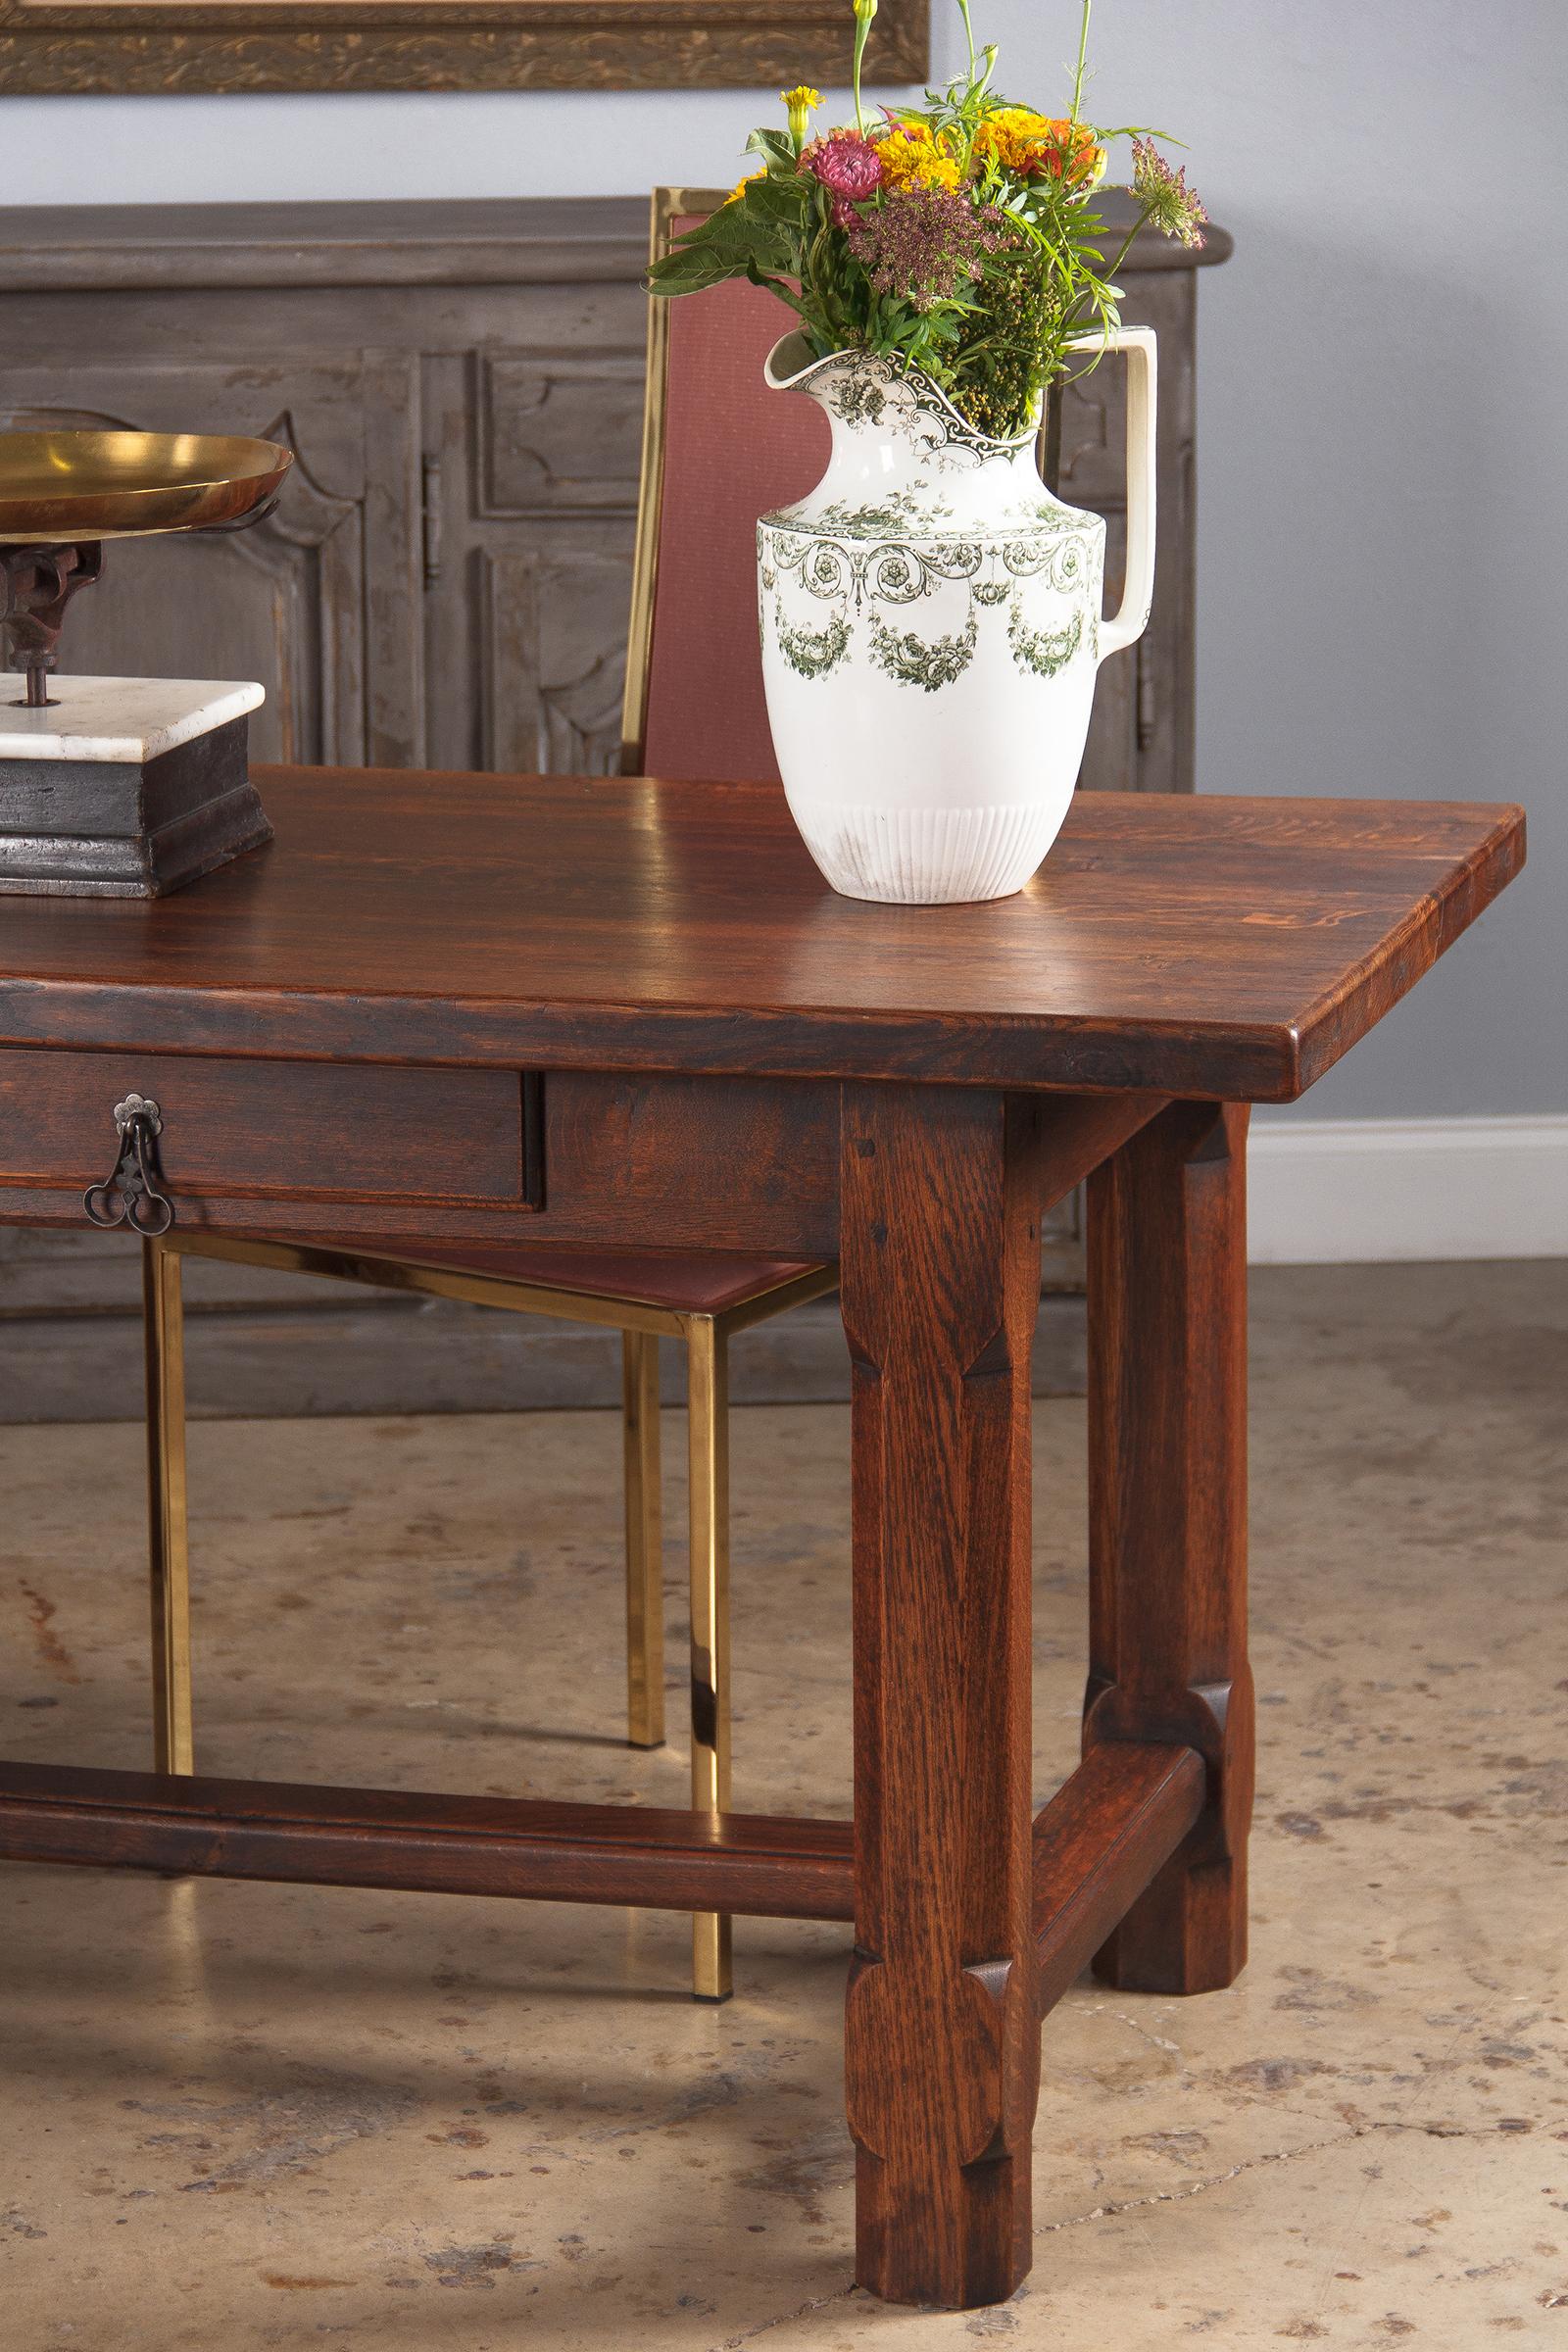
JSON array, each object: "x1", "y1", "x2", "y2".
[
  {"x1": 686, "y1": 1315, "x2": 733, "y2": 2002},
  {"x1": 1084, "y1": 1101, "x2": 1253, "y2": 1993},
  {"x1": 840, "y1": 1085, "x2": 1041, "y2": 2310}
]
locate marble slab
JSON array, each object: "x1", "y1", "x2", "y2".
[{"x1": 0, "y1": 672, "x2": 264, "y2": 763}]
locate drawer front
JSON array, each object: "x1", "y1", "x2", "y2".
[{"x1": 0, "y1": 1050, "x2": 532, "y2": 1208}]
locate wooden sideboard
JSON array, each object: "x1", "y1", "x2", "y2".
[{"x1": 0, "y1": 197, "x2": 1231, "y2": 1413}]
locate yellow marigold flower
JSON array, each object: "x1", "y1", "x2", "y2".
[
  {"x1": 876, "y1": 121, "x2": 964, "y2": 194},
  {"x1": 915, "y1": 152, "x2": 963, "y2": 192},
  {"x1": 723, "y1": 164, "x2": 767, "y2": 206},
  {"x1": 971, "y1": 106, "x2": 1038, "y2": 170},
  {"x1": 781, "y1": 83, "x2": 821, "y2": 145}
]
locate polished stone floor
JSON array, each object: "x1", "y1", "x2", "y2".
[{"x1": 1, "y1": 1262, "x2": 1564, "y2": 2350}]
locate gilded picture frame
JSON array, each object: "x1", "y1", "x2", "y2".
[{"x1": 0, "y1": 0, "x2": 929, "y2": 96}]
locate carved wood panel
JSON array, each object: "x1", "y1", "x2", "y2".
[
  {"x1": 480, "y1": 351, "x2": 645, "y2": 517},
  {"x1": 463, "y1": 346, "x2": 642, "y2": 779},
  {"x1": 478, "y1": 541, "x2": 634, "y2": 779}
]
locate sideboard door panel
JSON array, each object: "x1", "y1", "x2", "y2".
[
  {"x1": 420, "y1": 341, "x2": 642, "y2": 779},
  {"x1": 477, "y1": 541, "x2": 636, "y2": 779}
]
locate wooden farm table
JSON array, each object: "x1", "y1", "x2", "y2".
[{"x1": 0, "y1": 769, "x2": 1525, "y2": 2309}]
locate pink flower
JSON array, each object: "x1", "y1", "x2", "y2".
[{"x1": 803, "y1": 128, "x2": 883, "y2": 223}]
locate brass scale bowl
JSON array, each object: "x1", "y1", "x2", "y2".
[{"x1": 0, "y1": 431, "x2": 293, "y2": 708}]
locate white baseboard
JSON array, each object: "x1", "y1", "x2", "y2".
[{"x1": 1247, "y1": 1115, "x2": 1568, "y2": 1264}]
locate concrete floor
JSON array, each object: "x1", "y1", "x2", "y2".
[{"x1": 1, "y1": 1261, "x2": 1564, "y2": 2350}]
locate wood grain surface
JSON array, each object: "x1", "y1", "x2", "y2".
[
  {"x1": 841, "y1": 1086, "x2": 1043, "y2": 2306},
  {"x1": 0, "y1": 769, "x2": 1523, "y2": 1101},
  {"x1": 1031, "y1": 1740, "x2": 1207, "y2": 2016},
  {"x1": 0, "y1": 1761, "x2": 856, "y2": 1922},
  {"x1": 0, "y1": 1048, "x2": 527, "y2": 1203},
  {"x1": 1085, "y1": 1102, "x2": 1254, "y2": 1992}
]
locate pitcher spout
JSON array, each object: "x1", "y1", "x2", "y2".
[{"x1": 762, "y1": 334, "x2": 1040, "y2": 462}]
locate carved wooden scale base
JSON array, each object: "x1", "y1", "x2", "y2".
[{"x1": 0, "y1": 768, "x2": 1524, "y2": 2311}]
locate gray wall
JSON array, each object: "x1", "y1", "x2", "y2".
[{"x1": 6, "y1": 0, "x2": 1564, "y2": 1120}]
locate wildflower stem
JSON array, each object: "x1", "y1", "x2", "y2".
[
  {"x1": 957, "y1": 0, "x2": 976, "y2": 82},
  {"x1": 852, "y1": 1, "x2": 873, "y2": 133},
  {"x1": 1098, "y1": 212, "x2": 1147, "y2": 288},
  {"x1": 1060, "y1": 206, "x2": 1149, "y2": 334},
  {"x1": 1069, "y1": 0, "x2": 1092, "y2": 122}
]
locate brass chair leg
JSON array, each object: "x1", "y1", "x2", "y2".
[
  {"x1": 142, "y1": 1239, "x2": 193, "y2": 1777},
  {"x1": 685, "y1": 1315, "x2": 733, "y2": 2001},
  {"x1": 621, "y1": 1329, "x2": 665, "y2": 1749}
]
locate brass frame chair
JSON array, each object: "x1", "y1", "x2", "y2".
[{"x1": 139, "y1": 186, "x2": 834, "y2": 2004}]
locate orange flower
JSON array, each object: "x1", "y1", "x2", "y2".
[{"x1": 974, "y1": 107, "x2": 1104, "y2": 186}]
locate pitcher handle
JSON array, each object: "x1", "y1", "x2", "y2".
[{"x1": 1061, "y1": 325, "x2": 1157, "y2": 664}]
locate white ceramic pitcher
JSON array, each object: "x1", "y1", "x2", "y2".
[{"x1": 757, "y1": 325, "x2": 1156, "y2": 904}]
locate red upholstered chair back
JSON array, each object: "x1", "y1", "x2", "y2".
[{"x1": 622, "y1": 193, "x2": 831, "y2": 785}]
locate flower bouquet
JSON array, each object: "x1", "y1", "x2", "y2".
[
  {"x1": 648, "y1": 1, "x2": 1207, "y2": 906},
  {"x1": 650, "y1": 0, "x2": 1205, "y2": 436}
]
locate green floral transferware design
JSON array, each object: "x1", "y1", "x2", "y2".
[
  {"x1": 1007, "y1": 604, "x2": 1086, "y2": 681},
  {"x1": 867, "y1": 609, "x2": 980, "y2": 692},
  {"x1": 773, "y1": 606, "x2": 853, "y2": 681},
  {"x1": 759, "y1": 514, "x2": 1098, "y2": 687}
]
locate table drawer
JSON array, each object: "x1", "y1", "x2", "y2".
[{"x1": 0, "y1": 1050, "x2": 534, "y2": 1208}]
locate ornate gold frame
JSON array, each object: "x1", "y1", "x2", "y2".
[{"x1": 0, "y1": 0, "x2": 927, "y2": 96}]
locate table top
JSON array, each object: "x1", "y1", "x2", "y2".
[{"x1": 0, "y1": 768, "x2": 1524, "y2": 1101}]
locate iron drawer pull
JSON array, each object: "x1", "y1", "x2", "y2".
[{"x1": 82, "y1": 1094, "x2": 175, "y2": 1236}]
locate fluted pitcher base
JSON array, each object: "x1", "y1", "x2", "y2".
[{"x1": 786, "y1": 796, "x2": 1068, "y2": 905}]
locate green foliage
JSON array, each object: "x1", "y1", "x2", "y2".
[{"x1": 646, "y1": 0, "x2": 1202, "y2": 438}]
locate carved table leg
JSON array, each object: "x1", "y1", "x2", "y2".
[
  {"x1": 1084, "y1": 1101, "x2": 1253, "y2": 1994},
  {"x1": 841, "y1": 1085, "x2": 1041, "y2": 2310}
]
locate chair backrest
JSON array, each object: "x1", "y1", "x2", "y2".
[{"x1": 620, "y1": 189, "x2": 831, "y2": 784}]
